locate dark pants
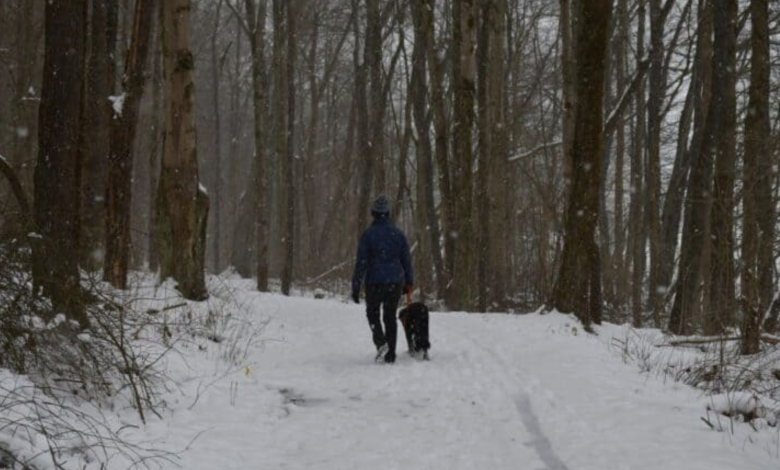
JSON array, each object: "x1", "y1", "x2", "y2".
[{"x1": 366, "y1": 283, "x2": 402, "y2": 356}]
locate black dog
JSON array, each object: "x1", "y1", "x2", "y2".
[{"x1": 398, "y1": 302, "x2": 431, "y2": 360}]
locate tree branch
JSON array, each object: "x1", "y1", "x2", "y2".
[
  {"x1": 0, "y1": 153, "x2": 31, "y2": 223},
  {"x1": 604, "y1": 56, "x2": 651, "y2": 137},
  {"x1": 225, "y1": 0, "x2": 250, "y2": 38},
  {"x1": 508, "y1": 141, "x2": 563, "y2": 163}
]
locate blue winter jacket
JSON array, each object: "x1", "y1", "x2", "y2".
[{"x1": 352, "y1": 215, "x2": 414, "y2": 293}]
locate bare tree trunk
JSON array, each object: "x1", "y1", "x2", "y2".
[
  {"x1": 104, "y1": 0, "x2": 156, "y2": 289},
  {"x1": 552, "y1": 0, "x2": 611, "y2": 328},
  {"x1": 244, "y1": 0, "x2": 269, "y2": 291},
  {"x1": 476, "y1": 0, "x2": 508, "y2": 311},
  {"x1": 477, "y1": 1, "x2": 490, "y2": 311},
  {"x1": 597, "y1": 16, "x2": 615, "y2": 307},
  {"x1": 33, "y1": 0, "x2": 89, "y2": 326},
  {"x1": 706, "y1": 0, "x2": 737, "y2": 335},
  {"x1": 424, "y1": 0, "x2": 454, "y2": 291},
  {"x1": 646, "y1": 0, "x2": 665, "y2": 327},
  {"x1": 450, "y1": 0, "x2": 477, "y2": 311},
  {"x1": 660, "y1": 0, "x2": 711, "y2": 310},
  {"x1": 81, "y1": 0, "x2": 114, "y2": 270},
  {"x1": 559, "y1": 0, "x2": 576, "y2": 186},
  {"x1": 755, "y1": 13, "x2": 776, "y2": 334},
  {"x1": 157, "y1": 0, "x2": 209, "y2": 301},
  {"x1": 742, "y1": 0, "x2": 770, "y2": 353},
  {"x1": 366, "y1": 0, "x2": 386, "y2": 195},
  {"x1": 305, "y1": 11, "x2": 321, "y2": 272},
  {"x1": 488, "y1": 0, "x2": 509, "y2": 310},
  {"x1": 281, "y1": 0, "x2": 296, "y2": 296},
  {"x1": 658, "y1": 49, "x2": 696, "y2": 300},
  {"x1": 148, "y1": 2, "x2": 164, "y2": 273},
  {"x1": 669, "y1": 0, "x2": 725, "y2": 335},
  {"x1": 612, "y1": 0, "x2": 628, "y2": 306},
  {"x1": 209, "y1": 0, "x2": 224, "y2": 272},
  {"x1": 354, "y1": 0, "x2": 372, "y2": 235},
  {"x1": 629, "y1": 0, "x2": 647, "y2": 327},
  {"x1": 10, "y1": 0, "x2": 40, "y2": 196},
  {"x1": 410, "y1": 0, "x2": 445, "y2": 300},
  {"x1": 225, "y1": 13, "x2": 243, "y2": 273}
]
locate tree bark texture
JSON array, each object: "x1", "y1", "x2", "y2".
[
  {"x1": 104, "y1": 0, "x2": 156, "y2": 289},
  {"x1": 449, "y1": 0, "x2": 477, "y2": 311},
  {"x1": 281, "y1": 0, "x2": 296, "y2": 296},
  {"x1": 33, "y1": 0, "x2": 90, "y2": 327},
  {"x1": 157, "y1": 0, "x2": 209, "y2": 301},
  {"x1": 669, "y1": 0, "x2": 726, "y2": 335},
  {"x1": 245, "y1": 0, "x2": 269, "y2": 291},
  {"x1": 552, "y1": 0, "x2": 611, "y2": 328},
  {"x1": 80, "y1": 0, "x2": 114, "y2": 270},
  {"x1": 742, "y1": 0, "x2": 770, "y2": 352},
  {"x1": 705, "y1": 0, "x2": 737, "y2": 335}
]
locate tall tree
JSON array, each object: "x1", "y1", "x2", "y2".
[
  {"x1": 559, "y1": 0, "x2": 576, "y2": 186},
  {"x1": 424, "y1": 0, "x2": 454, "y2": 289},
  {"x1": 449, "y1": 0, "x2": 477, "y2": 310},
  {"x1": 104, "y1": 0, "x2": 156, "y2": 289},
  {"x1": 80, "y1": 0, "x2": 116, "y2": 270},
  {"x1": 366, "y1": 0, "x2": 386, "y2": 194},
  {"x1": 552, "y1": 0, "x2": 612, "y2": 327},
  {"x1": 209, "y1": 0, "x2": 224, "y2": 272},
  {"x1": 242, "y1": 0, "x2": 270, "y2": 291},
  {"x1": 646, "y1": 0, "x2": 665, "y2": 327},
  {"x1": 477, "y1": 0, "x2": 509, "y2": 311},
  {"x1": 270, "y1": 0, "x2": 288, "y2": 290},
  {"x1": 157, "y1": 0, "x2": 209, "y2": 300},
  {"x1": 487, "y1": 0, "x2": 509, "y2": 310},
  {"x1": 669, "y1": 0, "x2": 729, "y2": 335},
  {"x1": 148, "y1": 12, "x2": 164, "y2": 273},
  {"x1": 225, "y1": 0, "x2": 269, "y2": 287},
  {"x1": 32, "y1": 0, "x2": 89, "y2": 326},
  {"x1": 742, "y1": 0, "x2": 770, "y2": 353},
  {"x1": 612, "y1": 0, "x2": 629, "y2": 306},
  {"x1": 629, "y1": 0, "x2": 647, "y2": 327},
  {"x1": 354, "y1": 0, "x2": 372, "y2": 237},
  {"x1": 410, "y1": 0, "x2": 446, "y2": 300},
  {"x1": 280, "y1": 0, "x2": 296, "y2": 296},
  {"x1": 706, "y1": 0, "x2": 737, "y2": 335},
  {"x1": 250, "y1": 0, "x2": 270, "y2": 292},
  {"x1": 658, "y1": 0, "x2": 708, "y2": 313}
]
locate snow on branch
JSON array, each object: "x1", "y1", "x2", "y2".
[{"x1": 508, "y1": 140, "x2": 563, "y2": 163}]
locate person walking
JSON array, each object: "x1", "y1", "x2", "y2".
[{"x1": 352, "y1": 195, "x2": 414, "y2": 363}]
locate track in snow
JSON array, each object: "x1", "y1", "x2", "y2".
[{"x1": 147, "y1": 290, "x2": 779, "y2": 470}]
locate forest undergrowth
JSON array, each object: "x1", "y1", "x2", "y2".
[{"x1": 0, "y1": 233, "x2": 262, "y2": 470}]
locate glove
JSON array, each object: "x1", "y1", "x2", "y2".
[
  {"x1": 351, "y1": 290, "x2": 360, "y2": 304},
  {"x1": 403, "y1": 283, "x2": 413, "y2": 295}
]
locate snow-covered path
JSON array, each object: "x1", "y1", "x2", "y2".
[{"x1": 149, "y1": 287, "x2": 780, "y2": 470}]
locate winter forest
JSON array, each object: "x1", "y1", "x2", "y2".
[{"x1": 2, "y1": 0, "x2": 780, "y2": 469}]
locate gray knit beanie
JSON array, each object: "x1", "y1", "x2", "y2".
[{"x1": 371, "y1": 195, "x2": 390, "y2": 214}]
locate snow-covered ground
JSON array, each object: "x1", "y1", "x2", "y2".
[
  {"x1": 137, "y1": 278, "x2": 779, "y2": 470},
  {"x1": 3, "y1": 276, "x2": 780, "y2": 469}
]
